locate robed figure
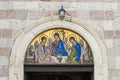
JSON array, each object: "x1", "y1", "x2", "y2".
[
  {"x1": 34, "y1": 37, "x2": 55, "y2": 64},
  {"x1": 51, "y1": 33, "x2": 68, "y2": 57},
  {"x1": 66, "y1": 37, "x2": 81, "y2": 63}
]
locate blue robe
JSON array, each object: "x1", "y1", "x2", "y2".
[
  {"x1": 74, "y1": 43, "x2": 81, "y2": 62},
  {"x1": 42, "y1": 45, "x2": 47, "y2": 53},
  {"x1": 56, "y1": 40, "x2": 68, "y2": 56}
]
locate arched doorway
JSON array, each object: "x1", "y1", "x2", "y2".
[
  {"x1": 24, "y1": 28, "x2": 94, "y2": 80},
  {"x1": 9, "y1": 15, "x2": 108, "y2": 80}
]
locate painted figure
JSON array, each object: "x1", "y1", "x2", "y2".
[
  {"x1": 25, "y1": 45, "x2": 34, "y2": 63},
  {"x1": 38, "y1": 37, "x2": 55, "y2": 64},
  {"x1": 66, "y1": 37, "x2": 81, "y2": 63},
  {"x1": 25, "y1": 29, "x2": 93, "y2": 64},
  {"x1": 34, "y1": 41, "x2": 40, "y2": 63},
  {"x1": 79, "y1": 40, "x2": 85, "y2": 63},
  {"x1": 52, "y1": 33, "x2": 68, "y2": 56}
]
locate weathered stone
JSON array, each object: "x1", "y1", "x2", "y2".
[
  {"x1": 90, "y1": 10, "x2": 104, "y2": 20},
  {"x1": 113, "y1": 39, "x2": 120, "y2": 48},
  {"x1": 0, "y1": 10, "x2": 6, "y2": 19},
  {"x1": 115, "y1": 30, "x2": 120, "y2": 39},
  {"x1": 17, "y1": 10, "x2": 28, "y2": 20},
  {"x1": 5, "y1": 0, "x2": 118, "y2": 2},
  {"x1": 103, "y1": 21, "x2": 113, "y2": 30},
  {"x1": 41, "y1": 0, "x2": 51, "y2": 1},
  {"x1": 0, "y1": 56, "x2": 8, "y2": 66},
  {"x1": 2, "y1": 29, "x2": 13, "y2": 38},
  {"x1": 76, "y1": 10, "x2": 89, "y2": 20},
  {"x1": 104, "y1": 39, "x2": 113, "y2": 49},
  {"x1": 104, "y1": 11, "x2": 114, "y2": 20},
  {"x1": 109, "y1": 69, "x2": 120, "y2": 76},
  {"x1": 0, "y1": 77, "x2": 8, "y2": 80},
  {"x1": 113, "y1": 10, "x2": 120, "y2": 20},
  {"x1": 109, "y1": 76, "x2": 120, "y2": 80},
  {"x1": 0, "y1": 38, "x2": 12, "y2": 47},
  {"x1": 108, "y1": 47, "x2": 120, "y2": 56},
  {"x1": 112, "y1": 20, "x2": 120, "y2": 30},
  {"x1": 0, "y1": 66, "x2": 8, "y2": 77},
  {"x1": 108, "y1": 55, "x2": 120, "y2": 69},
  {"x1": 0, "y1": 47, "x2": 10, "y2": 56},
  {"x1": 29, "y1": 11, "x2": 40, "y2": 20},
  {"x1": 6, "y1": 10, "x2": 17, "y2": 19},
  {"x1": 104, "y1": 30, "x2": 114, "y2": 39}
]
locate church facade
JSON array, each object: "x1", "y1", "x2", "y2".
[{"x1": 0, "y1": 0, "x2": 120, "y2": 80}]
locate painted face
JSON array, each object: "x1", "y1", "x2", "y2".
[
  {"x1": 54, "y1": 35, "x2": 59, "y2": 40},
  {"x1": 70, "y1": 39, "x2": 75, "y2": 44},
  {"x1": 43, "y1": 39, "x2": 47, "y2": 43}
]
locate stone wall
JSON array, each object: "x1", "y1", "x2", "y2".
[{"x1": 0, "y1": 0, "x2": 120, "y2": 80}]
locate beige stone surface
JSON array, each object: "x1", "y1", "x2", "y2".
[
  {"x1": 104, "y1": 30, "x2": 114, "y2": 39},
  {"x1": 0, "y1": 77, "x2": 8, "y2": 80},
  {"x1": 0, "y1": 66, "x2": 8, "y2": 77},
  {"x1": 0, "y1": 56, "x2": 8, "y2": 66},
  {"x1": 0, "y1": 0, "x2": 119, "y2": 80},
  {"x1": 8, "y1": 16, "x2": 108, "y2": 80},
  {"x1": 0, "y1": 47, "x2": 10, "y2": 56}
]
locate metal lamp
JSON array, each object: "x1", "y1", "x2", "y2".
[{"x1": 59, "y1": 5, "x2": 66, "y2": 19}]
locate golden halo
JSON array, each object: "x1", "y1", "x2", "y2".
[
  {"x1": 67, "y1": 34, "x2": 77, "y2": 42},
  {"x1": 51, "y1": 30, "x2": 62, "y2": 40},
  {"x1": 39, "y1": 34, "x2": 48, "y2": 43}
]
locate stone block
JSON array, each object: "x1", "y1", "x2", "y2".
[
  {"x1": 103, "y1": 21, "x2": 113, "y2": 30},
  {"x1": 113, "y1": 39, "x2": 120, "y2": 48},
  {"x1": 17, "y1": 10, "x2": 28, "y2": 20},
  {"x1": 29, "y1": 11, "x2": 41, "y2": 20},
  {"x1": 104, "y1": 39, "x2": 113, "y2": 49},
  {"x1": 90, "y1": 10, "x2": 104, "y2": 20},
  {"x1": 8, "y1": 20, "x2": 19, "y2": 29},
  {"x1": 0, "y1": 20, "x2": 9, "y2": 29},
  {"x1": 0, "y1": 66, "x2": 8, "y2": 77},
  {"x1": 0, "y1": 77, "x2": 8, "y2": 80},
  {"x1": 109, "y1": 69, "x2": 120, "y2": 76},
  {"x1": 0, "y1": 38, "x2": 12, "y2": 47},
  {"x1": 0, "y1": 10, "x2": 6, "y2": 19},
  {"x1": 112, "y1": 20, "x2": 120, "y2": 30},
  {"x1": 67, "y1": 10, "x2": 76, "y2": 17},
  {"x1": 0, "y1": 56, "x2": 8, "y2": 66},
  {"x1": 76, "y1": 10, "x2": 89, "y2": 20},
  {"x1": 41, "y1": 0, "x2": 51, "y2": 1},
  {"x1": 109, "y1": 76, "x2": 120, "y2": 80},
  {"x1": 113, "y1": 10, "x2": 120, "y2": 20},
  {"x1": 6, "y1": 10, "x2": 17, "y2": 19},
  {"x1": 104, "y1": 11, "x2": 114, "y2": 20},
  {"x1": 2, "y1": 29, "x2": 13, "y2": 38},
  {"x1": 29, "y1": 10, "x2": 51, "y2": 20},
  {"x1": 115, "y1": 30, "x2": 120, "y2": 39},
  {"x1": 26, "y1": 2, "x2": 39, "y2": 9},
  {"x1": 118, "y1": 2, "x2": 120, "y2": 10},
  {"x1": 0, "y1": 47, "x2": 10, "y2": 56},
  {"x1": 108, "y1": 47, "x2": 120, "y2": 56},
  {"x1": 108, "y1": 56, "x2": 120, "y2": 69},
  {"x1": 104, "y1": 30, "x2": 114, "y2": 39}
]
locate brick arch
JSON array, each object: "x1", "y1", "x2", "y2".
[{"x1": 9, "y1": 15, "x2": 108, "y2": 80}]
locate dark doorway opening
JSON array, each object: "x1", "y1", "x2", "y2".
[
  {"x1": 25, "y1": 72, "x2": 93, "y2": 80},
  {"x1": 24, "y1": 64, "x2": 94, "y2": 80}
]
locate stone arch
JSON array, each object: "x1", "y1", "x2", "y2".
[{"x1": 9, "y1": 15, "x2": 108, "y2": 80}]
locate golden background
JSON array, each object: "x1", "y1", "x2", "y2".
[{"x1": 30, "y1": 28, "x2": 87, "y2": 47}]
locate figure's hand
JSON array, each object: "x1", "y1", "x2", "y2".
[{"x1": 73, "y1": 57, "x2": 76, "y2": 60}]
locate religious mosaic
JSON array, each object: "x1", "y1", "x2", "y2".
[{"x1": 25, "y1": 28, "x2": 93, "y2": 64}]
